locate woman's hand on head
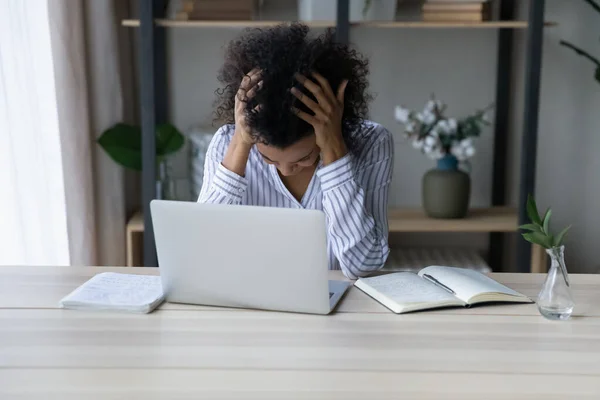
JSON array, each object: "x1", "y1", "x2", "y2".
[
  {"x1": 234, "y1": 68, "x2": 262, "y2": 146},
  {"x1": 291, "y1": 72, "x2": 349, "y2": 165}
]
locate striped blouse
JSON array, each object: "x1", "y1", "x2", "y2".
[{"x1": 197, "y1": 121, "x2": 394, "y2": 279}]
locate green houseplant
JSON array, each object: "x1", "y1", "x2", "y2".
[
  {"x1": 97, "y1": 123, "x2": 185, "y2": 199},
  {"x1": 519, "y1": 195, "x2": 574, "y2": 320},
  {"x1": 559, "y1": 0, "x2": 600, "y2": 85}
]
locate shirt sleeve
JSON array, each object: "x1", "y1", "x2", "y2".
[
  {"x1": 316, "y1": 127, "x2": 394, "y2": 279},
  {"x1": 197, "y1": 125, "x2": 248, "y2": 205}
]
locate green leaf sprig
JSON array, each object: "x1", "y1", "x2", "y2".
[{"x1": 519, "y1": 195, "x2": 571, "y2": 249}]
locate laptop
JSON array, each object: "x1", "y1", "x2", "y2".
[{"x1": 150, "y1": 200, "x2": 351, "y2": 314}]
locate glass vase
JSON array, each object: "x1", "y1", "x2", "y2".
[{"x1": 537, "y1": 246, "x2": 574, "y2": 321}]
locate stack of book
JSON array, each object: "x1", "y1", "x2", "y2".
[
  {"x1": 167, "y1": 0, "x2": 257, "y2": 21},
  {"x1": 422, "y1": 1, "x2": 491, "y2": 23}
]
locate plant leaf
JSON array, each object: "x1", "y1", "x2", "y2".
[
  {"x1": 97, "y1": 123, "x2": 143, "y2": 171},
  {"x1": 519, "y1": 223, "x2": 543, "y2": 233},
  {"x1": 156, "y1": 123, "x2": 185, "y2": 156},
  {"x1": 522, "y1": 232, "x2": 553, "y2": 249},
  {"x1": 596, "y1": 66, "x2": 600, "y2": 84},
  {"x1": 526, "y1": 195, "x2": 542, "y2": 225},
  {"x1": 554, "y1": 225, "x2": 572, "y2": 247},
  {"x1": 542, "y1": 208, "x2": 552, "y2": 234}
]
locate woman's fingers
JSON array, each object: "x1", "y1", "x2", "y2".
[
  {"x1": 311, "y1": 71, "x2": 336, "y2": 103},
  {"x1": 238, "y1": 69, "x2": 262, "y2": 103},
  {"x1": 240, "y1": 69, "x2": 262, "y2": 91},
  {"x1": 290, "y1": 87, "x2": 326, "y2": 120},
  {"x1": 337, "y1": 79, "x2": 349, "y2": 104},
  {"x1": 291, "y1": 107, "x2": 317, "y2": 126},
  {"x1": 245, "y1": 80, "x2": 263, "y2": 100},
  {"x1": 294, "y1": 73, "x2": 332, "y2": 112}
]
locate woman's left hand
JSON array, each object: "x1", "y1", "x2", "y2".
[{"x1": 291, "y1": 72, "x2": 349, "y2": 165}]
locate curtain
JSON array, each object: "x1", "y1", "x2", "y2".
[
  {"x1": 0, "y1": 0, "x2": 131, "y2": 266},
  {"x1": 0, "y1": 0, "x2": 71, "y2": 265}
]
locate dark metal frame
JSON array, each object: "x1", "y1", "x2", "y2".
[
  {"x1": 489, "y1": 0, "x2": 515, "y2": 271},
  {"x1": 137, "y1": 0, "x2": 546, "y2": 272},
  {"x1": 517, "y1": 0, "x2": 546, "y2": 272},
  {"x1": 139, "y1": 0, "x2": 168, "y2": 267},
  {"x1": 336, "y1": 0, "x2": 350, "y2": 44}
]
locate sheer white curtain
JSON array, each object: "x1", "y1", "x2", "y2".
[
  {"x1": 0, "y1": 0, "x2": 128, "y2": 266},
  {"x1": 0, "y1": 0, "x2": 71, "y2": 265}
]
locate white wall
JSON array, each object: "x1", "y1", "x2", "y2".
[
  {"x1": 508, "y1": 0, "x2": 600, "y2": 273},
  {"x1": 165, "y1": 0, "x2": 600, "y2": 272}
]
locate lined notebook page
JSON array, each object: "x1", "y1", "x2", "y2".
[
  {"x1": 356, "y1": 272, "x2": 459, "y2": 306},
  {"x1": 60, "y1": 273, "x2": 164, "y2": 312},
  {"x1": 418, "y1": 266, "x2": 524, "y2": 303}
]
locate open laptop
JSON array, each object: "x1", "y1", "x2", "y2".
[{"x1": 150, "y1": 200, "x2": 351, "y2": 314}]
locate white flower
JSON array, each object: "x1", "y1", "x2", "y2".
[
  {"x1": 394, "y1": 106, "x2": 410, "y2": 124},
  {"x1": 425, "y1": 99, "x2": 443, "y2": 113},
  {"x1": 451, "y1": 145, "x2": 466, "y2": 161},
  {"x1": 422, "y1": 110, "x2": 436, "y2": 125},
  {"x1": 465, "y1": 146, "x2": 476, "y2": 158},
  {"x1": 460, "y1": 139, "x2": 473, "y2": 149},
  {"x1": 406, "y1": 121, "x2": 416, "y2": 133},
  {"x1": 425, "y1": 136, "x2": 437, "y2": 146},
  {"x1": 448, "y1": 118, "x2": 458, "y2": 131},
  {"x1": 412, "y1": 139, "x2": 424, "y2": 149},
  {"x1": 426, "y1": 148, "x2": 443, "y2": 160},
  {"x1": 435, "y1": 120, "x2": 449, "y2": 134},
  {"x1": 429, "y1": 125, "x2": 440, "y2": 137}
]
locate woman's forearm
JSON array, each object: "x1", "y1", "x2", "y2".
[{"x1": 221, "y1": 128, "x2": 253, "y2": 176}]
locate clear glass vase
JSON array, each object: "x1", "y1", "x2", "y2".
[{"x1": 537, "y1": 246, "x2": 574, "y2": 320}]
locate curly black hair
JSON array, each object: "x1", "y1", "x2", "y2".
[{"x1": 214, "y1": 23, "x2": 371, "y2": 150}]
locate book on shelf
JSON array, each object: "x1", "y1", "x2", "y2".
[
  {"x1": 423, "y1": 2, "x2": 489, "y2": 12},
  {"x1": 422, "y1": 11, "x2": 490, "y2": 22},
  {"x1": 167, "y1": 0, "x2": 257, "y2": 21},
  {"x1": 424, "y1": 0, "x2": 489, "y2": 3},
  {"x1": 354, "y1": 266, "x2": 533, "y2": 314},
  {"x1": 422, "y1": 0, "x2": 491, "y2": 22}
]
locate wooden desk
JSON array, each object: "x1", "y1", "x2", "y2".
[{"x1": 1, "y1": 266, "x2": 599, "y2": 399}]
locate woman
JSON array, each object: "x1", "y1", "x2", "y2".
[{"x1": 198, "y1": 23, "x2": 393, "y2": 279}]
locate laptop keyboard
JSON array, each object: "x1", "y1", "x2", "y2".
[{"x1": 329, "y1": 292, "x2": 334, "y2": 299}]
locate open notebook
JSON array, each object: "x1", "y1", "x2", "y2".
[
  {"x1": 354, "y1": 266, "x2": 533, "y2": 314},
  {"x1": 59, "y1": 272, "x2": 165, "y2": 314}
]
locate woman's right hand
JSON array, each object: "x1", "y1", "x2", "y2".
[{"x1": 234, "y1": 68, "x2": 262, "y2": 145}]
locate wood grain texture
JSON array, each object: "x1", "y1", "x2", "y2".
[
  {"x1": 1, "y1": 266, "x2": 599, "y2": 399},
  {"x1": 388, "y1": 207, "x2": 518, "y2": 232},
  {"x1": 128, "y1": 207, "x2": 519, "y2": 233},
  {"x1": 121, "y1": 19, "x2": 558, "y2": 29}
]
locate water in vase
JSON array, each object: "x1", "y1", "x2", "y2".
[{"x1": 536, "y1": 246, "x2": 574, "y2": 321}]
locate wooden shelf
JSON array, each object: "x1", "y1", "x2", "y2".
[
  {"x1": 388, "y1": 207, "x2": 518, "y2": 233},
  {"x1": 122, "y1": 19, "x2": 334, "y2": 28},
  {"x1": 122, "y1": 19, "x2": 557, "y2": 29},
  {"x1": 128, "y1": 207, "x2": 517, "y2": 234}
]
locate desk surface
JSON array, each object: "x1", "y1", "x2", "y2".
[{"x1": 1, "y1": 266, "x2": 600, "y2": 399}]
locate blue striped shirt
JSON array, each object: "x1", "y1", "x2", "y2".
[{"x1": 198, "y1": 121, "x2": 394, "y2": 279}]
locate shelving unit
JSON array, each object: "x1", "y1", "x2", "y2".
[
  {"x1": 128, "y1": 0, "x2": 551, "y2": 272},
  {"x1": 122, "y1": 18, "x2": 557, "y2": 29},
  {"x1": 126, "y1": 207, "x2": 547, "y2": 272}
]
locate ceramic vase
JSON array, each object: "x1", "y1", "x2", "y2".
[{"x1": 422, "y1": 154, "x2": 470, "y2": 219}]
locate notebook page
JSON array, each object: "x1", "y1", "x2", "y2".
[
  {"x1": 356, "y1": 272, "x2": 459, "y2": 307},
  {"x1": 60, "y1": 273, "x2": 164, "y2": 308},
  {"x1": 418, "y1": 266, "x2": 524, "y2": 303}
]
